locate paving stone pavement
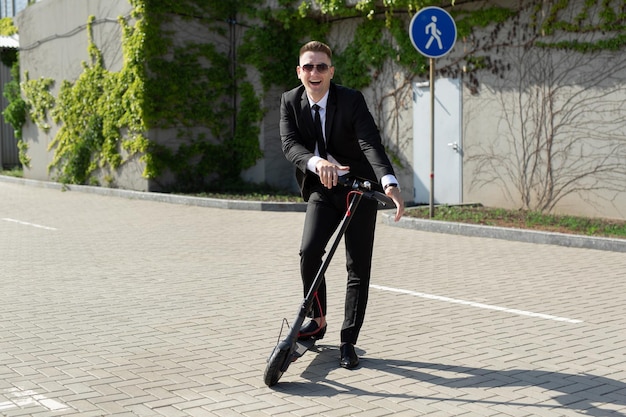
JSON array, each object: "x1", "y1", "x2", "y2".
[{"x1": 1, "y1": 180, "x2": 626, "y2": 417}]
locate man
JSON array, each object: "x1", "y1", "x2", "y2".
[{"x1": 280, "y1": 41, "x2": 404, "y2": 369}]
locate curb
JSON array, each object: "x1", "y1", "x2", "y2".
[
  {"x1": 2, "y1": 175, "x2": 624, "y2": 253},
  {"x1": 381, "y1": 212, "x2": 626, "y2": 253},
  {"x1": 0, "y1": 175, "x2": 307, "y2": 212}
]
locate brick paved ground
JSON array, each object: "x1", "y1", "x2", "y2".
[{"x1": 1, "y1": 180, "x2": 626, "y2": 416}]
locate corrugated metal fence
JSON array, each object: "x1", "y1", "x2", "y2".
[{"x1": 0, "y1": 58, "x2": 18, "y2": 169}]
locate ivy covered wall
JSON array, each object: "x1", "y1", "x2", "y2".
[
  {"x1": 14, "y1": 0, "x2": 516, "y2": 193},
  {"x1": 16, "y1": 0, "x2": 267, "y2": 192},
  {"x1": 12, "y1": 0, "x2": 626, "y2": 218}
]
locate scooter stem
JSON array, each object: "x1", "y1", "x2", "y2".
[{"x1": 298, "y1": 192, "x2": 363, "y2": 323}]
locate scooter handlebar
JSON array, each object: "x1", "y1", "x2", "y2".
[{"x1": 337, "y1": 175, "x2": 396, "y2": 208}]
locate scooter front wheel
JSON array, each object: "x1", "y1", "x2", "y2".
[{"x1": 264, "y1": 344, "x2": 292, "y2": 387}]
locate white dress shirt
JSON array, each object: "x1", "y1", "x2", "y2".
[{"x1": 305, "y1": 93, "x2": 399, "y2": 190}]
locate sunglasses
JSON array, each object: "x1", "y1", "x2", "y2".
[{"x1": 301, "y1": 63, "x2": 330, "y2": 74}]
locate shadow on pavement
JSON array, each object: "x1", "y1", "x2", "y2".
[{"x1": 275, "y1": 349, "x2": 626, "y2": 417}]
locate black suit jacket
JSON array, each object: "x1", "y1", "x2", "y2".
[{"x1": 280, "y1": 83, "x2": 395, "y2": 201}]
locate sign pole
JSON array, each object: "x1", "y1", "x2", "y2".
[
  {"x1": 409, "y1": 6, "x2": 457, "y2": 218},
  {"x1": 429, "y1": 58, "x2": 435, "y2": 218}
]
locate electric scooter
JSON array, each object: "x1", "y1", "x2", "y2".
[{"x1": 263, "y1": 176, "x2": 396, "y2": 387}]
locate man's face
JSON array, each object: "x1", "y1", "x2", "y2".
[{"x1": 297, "y1": 51, "x2": 335, "y2": 102}]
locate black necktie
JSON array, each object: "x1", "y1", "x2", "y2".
[{"x1": 312, "y1": 104, "x2": 327, "y2": 159}]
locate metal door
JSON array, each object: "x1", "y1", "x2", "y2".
[{"x1": 412, "y1": 78, "x2": 462, "y2": 204}]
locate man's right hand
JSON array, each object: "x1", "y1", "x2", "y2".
[{"x1": 316, "y1": 160, "x2": 350, "y2": 189}]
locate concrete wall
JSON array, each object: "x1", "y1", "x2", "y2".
[
  {"x1": 242, "y1": 84, "x2": 299, "y2": 192},
  {"x1": 460, "y1": 21, "x2": 626, "y2": 220}
]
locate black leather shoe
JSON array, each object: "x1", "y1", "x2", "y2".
[
  {"x1": 298, "y1": 320, "x2": 327, "y2": 340},
  {"x1": 340, "y1": 343, "x2": 359, "y2": 369}
]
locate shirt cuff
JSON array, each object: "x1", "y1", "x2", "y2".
[
  {"x1": 381, "y1": 174, "x2": 400, "y2": 191},
  {"x1": 307, "y1": 156, "x2": 324, "y2": 173}
]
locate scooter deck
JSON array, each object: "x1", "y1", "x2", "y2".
[{"x1": 290, "y1": 338, "x2": 317, "y2": 361}]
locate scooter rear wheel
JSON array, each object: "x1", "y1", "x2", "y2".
[{"x1": 264, "y1": 345, "x2": 291, "y2": 387}]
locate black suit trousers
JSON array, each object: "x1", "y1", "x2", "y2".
[{"x1": 299, "y1": 181, "x2": 378, "y2": 345}]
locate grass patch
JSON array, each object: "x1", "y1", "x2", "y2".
[
  {"x1": 0, "y1": 167, "x2": 23, "y2": 178},
  {"x1": 192, "y1": 190, "x2": 302, "y2": 202},
  {"x1": 172, "y1": 179, "x2": 303, "y2": 203},
  {"x1": 404, "y1": 205, "x2": 626, "y2": 239}
]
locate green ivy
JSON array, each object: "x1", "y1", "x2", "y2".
[
  {"x1": 137, "y1": 0, "x2": 266, "y2": 190},
  {"x1": 242, "y1": 1, "x2": 518, "y2": 90},
  {"x1": 49, "y1": 15, "x2": 146, "y2": 185},
  {"x1": 21, "y1": 72, "x2": 55, "y2": 132},
  {"x1": 40, "y1": 0, "x2": 266, "y2": 189},
  {"x1": 239, "y1": 3, "x2": 330, "y2": 91},
  {"x1": 243, "y1": 0, "x2": 624, "y2": 90},
  {"x1": 2, "y1": 63, "x2": 25, "y2": 139},
  {"x1": 533, "y1": 0, "x2": 626, "y2": 47},
  {"x1": 333, "y1": 19, "x2": 390, "y2": 89},
  {"x1": 2, "y1": 62, "x2": 29, "y2": 166},
  {"x1": 0, "y1": 17, "x2": 17, "y2": 36}
]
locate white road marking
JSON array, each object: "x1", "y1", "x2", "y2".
[
  {"x1": 370, "y1": 284, "x2": 583, "y2": 324},
  {"x1": 0, "y1": 388, "x2": 69, "y2": 411},
  {"x1": 2, "y1": 218, "x2": 57, "y2": 231}
]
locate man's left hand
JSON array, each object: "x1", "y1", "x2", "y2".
[{"x1": 385, "y1": 186, "x2": 404, "y2": 222}]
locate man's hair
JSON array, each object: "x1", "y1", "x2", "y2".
[{"x1": 299, "y1": 41, "x2": 332, "y2": 60}]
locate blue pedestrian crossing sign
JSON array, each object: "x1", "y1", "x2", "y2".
[{"x1": 410, "y1": 6, "x2": 457, "y2": 59}]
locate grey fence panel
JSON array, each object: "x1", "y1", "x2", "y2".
[{"x1": 0, "y1": 60, "x2": 18, "y2": 169}]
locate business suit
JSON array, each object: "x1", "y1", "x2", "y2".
[
  {"x1": 281, "y1": 83, "x2": 395, "y2": 200},
  {"x1": 280, "y1": 82, "x2": 396, "y2": 345}
]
